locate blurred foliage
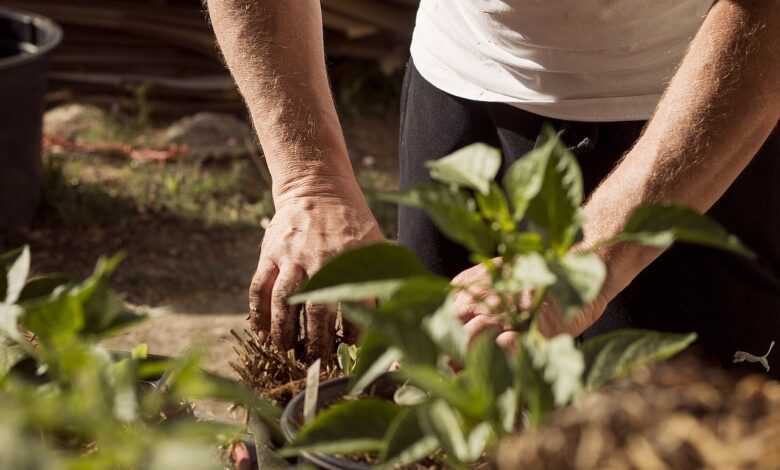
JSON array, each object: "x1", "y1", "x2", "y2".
[{"x1": 0, "y1": 247, "x2": 283, "y2": 469}]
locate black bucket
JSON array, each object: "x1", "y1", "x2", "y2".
[
  {"x1": 281, "y1": 374, "x2": 400, "y2": 470},
  {"x1": 0, "y1": 8, "x2": 62, "y2": 229}
]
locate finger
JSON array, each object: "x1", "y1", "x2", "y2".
[
  {"x1": 304, "y1": 302, "x2": 336, "y2": 361},
  {"x1": 270, "y1": 265, "x2": 306, "y2": 352},
  {"x1": 248, "y1": 259, "x2": 278, "y2": 334},
  {"x1": 496, "y1": 331, "x2": 519, "y2": 351},
  {"x1": 452, "y1": 291, "x2": 493, "y2": 323},
  {"x1": 463, "y1": 315, "x2": 506, "y2": 344}
]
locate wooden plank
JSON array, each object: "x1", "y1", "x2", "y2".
[
  {"x1": 323, "y1": 0, "x2": 415, "y2": 37},
  {"x1": 322, "y1": 10, "x2": 379, "y2": 39}
]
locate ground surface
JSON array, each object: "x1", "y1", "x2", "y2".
[{"x1": 1, "y1": 91, "x2": 400, "y2": 421}]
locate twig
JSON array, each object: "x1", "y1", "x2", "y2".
[{"x1": 734, "y1": 340, "x2": 775, "y2": 372}]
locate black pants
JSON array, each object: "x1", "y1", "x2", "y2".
[{"x1": 398, "y1": 60, "x2": 780, "y2": 376}]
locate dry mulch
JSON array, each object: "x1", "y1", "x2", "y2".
[{"x1": 498, "y1": 351, "x2": 780, "y2": 470}]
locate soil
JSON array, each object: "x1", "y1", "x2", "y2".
[{"x1": 497, "y1": 349, "x2": 780, "y2": 470}]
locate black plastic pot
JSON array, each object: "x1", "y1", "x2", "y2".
[
  {"x1": 0, "y1": 8, "x2": 62, "y2": 229},
  {"x1": 281, "y1": 374, "x2": 399, "y2": 470}
]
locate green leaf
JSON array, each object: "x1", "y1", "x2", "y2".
[
  {"x1": 291, "y1": 244, "x2": 433, "y2": 304},
  {"x1": 348, "y1": 331, "x2": 396, "y2": 395},
  {"x1": 4, "y1": 246, "x2": 30, "y2": 305},
  {"x1": 131, "y1": 343, "x2": 148, "y2": 359},
  {"x1": 337, "y1": 343, "x2": 357, "y2": 374},
  {"x1": 0, "y1": 248, "x2": 23, "y2": 305},
  {"x1": 476, "y1": 184, "x2": 515, "y2": 232},
  {"x1": 381, "y1": 408, "x2": 439, "y2": 467},
  {"x1": 22, "y1": 253, "x2": 138, "y2": 343},
  {"x1": 465, "y1": 333, "x2": 513, "y2": 418},
  {"x1": 514, "y1": 339, "x2": 554, "y2": 427},
  {"x1": 421, "y1": 400, "x2": 469, "y2": 463},
  {"x1": 77, "y1": 254, "x2": 133, "y2": 336},
  {"x1": 525, "y1": 126, "x2": 583, "y2": 252},
  {"x1": 502, "y1": 232, "x2": 545, "y2": 256},
  {"x1": 496, "y1": 388, "x2": 518, "y2": 432},
  {"x1": 394, "y1": 383, "x2": 428, "y2": 406},
  {"x1": 381, "y1": 187, "x2": 496, "y2": 256},
  {"x1": 548, "y1": 251, "x2": 606, "y2": 321},
  {"x1": 526, "y1": 334, "x2": 584, "y2": 406},
  {"x1": 21, "y1": 287, "x2": 84, "y2": 344},
  {"x1": 401, "y1": 365, "x2": 480, "y2": 418},
  {"x1": 580, "y1": 329, "x2": 697, "y2": 390},
  {"x1": 283, "y1": 399, "x2": 401, "y2": 456},
  {"x1": 110, "y1": 358, "x2": 139, "y2": 422},
  {"x1": 295, "y1": 243, "x2": 429, "y2": 295},
  {"x1": 378, "y1": 276, "x2": 451, "y2": 322},
  {"x1": 423, "y1": 295, "x2": 468, "y2": 364},
  {"x1": 426, "y1": 143, "x2": 501, "y2": 195},
  {"x1": 0, "y1": 304, "x2": 23, "y2": 342},
  {"x1": 466, "y1": 422, "x2": 495, "y2": 462},
  {"x1": 304, "y1": 359, "x2": 321, "y2": 424},
  {"x1": 620, "y1": 204, "x2": 754, "y2": 257},
  {"x1": 0, "y1": 337, "x2": 26, "y2": 378},
  {"x1": 496, "y1": 252, "x2": 556, "y2": 293},
  {"x1": 344, "y1": 277, "x2": 449, "y2": 369},
  {"x1": 350, "y1": 347, "x2": 402, "y2": 397},
  {"x1": 345, "y1": 304, "x2": 440, "y2": 369},
  {"x1": 503, "y1": 137, "x2": 556, "y2": 222},
  {"x1": 291, "y1": 279, "x2": 406, "y2": 305}
]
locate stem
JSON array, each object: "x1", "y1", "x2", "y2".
[{"x1": 527, "y1": 287, "x2": 547, "y2": 335}]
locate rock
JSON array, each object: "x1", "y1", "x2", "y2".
[
  {"x1": 160, "y1": 113, "x2": 259, "y2": 160},
  {"x1": 43, "y1": 103, "x2": 108, "y2": 141}
]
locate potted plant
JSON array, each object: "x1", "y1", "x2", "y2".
[{"x1": 280, "y1": 126, "x2": 752, "y2": 468}]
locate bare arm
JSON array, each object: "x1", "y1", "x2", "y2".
[
  {"x1": 207, "y1": 0, "x2": 354, "y2": 198},
  {"x1": 206, "y1": 0, "x2": 382, "y2": 357},
  {"x1": 544, "y1": 0, "x2": 780, "y2": 335}
]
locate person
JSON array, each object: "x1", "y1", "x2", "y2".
[{"x1": 206, "y1": 0, "x2": 780, "y2": 370}]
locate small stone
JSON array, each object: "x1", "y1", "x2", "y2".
[
  {"x1": 43, "y1": 103, "x2": 107, "y2": 141},
  {"x1": 160, "y1": 112, "x2": 259, "y2": 160}
]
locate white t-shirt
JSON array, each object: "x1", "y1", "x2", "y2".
[{"x1": 410, "y1": 0, "x2": 716, "y2": 122}]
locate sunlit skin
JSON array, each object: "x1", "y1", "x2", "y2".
[
  {"x1": 206, "y1": 0, "x2": 780, "y2": 355},
  {"x1": 206, "y1": 0, "x2": 383, "y2": 359}
]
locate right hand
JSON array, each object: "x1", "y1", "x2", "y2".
[{"x1": 249, "y1": 185, "x2": 384, "y2": 359}]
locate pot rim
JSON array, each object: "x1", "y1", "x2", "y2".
[
  {"x1": 281, "y1": 376, "x2": 371, "y2": 470},
  {"x1": 0, "y1": 7, "x2": 63, "y2": 69}
]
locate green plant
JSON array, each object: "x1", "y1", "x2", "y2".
[
  {"x1": 0, "y1": 247, "x2": 282, "y2": 469},
  {"x1": 284, "y1": 126, "x2": 752, "y2": 468}
]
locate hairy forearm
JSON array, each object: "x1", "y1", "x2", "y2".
[
  {"x1": 584, "y1": 0, "x2": 780, "y2": 299},
  {"x1": 206, "y1": 0, "x2": 358, "y2": 201}
]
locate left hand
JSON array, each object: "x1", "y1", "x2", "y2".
[{"x1": 451, "y1": 260, "x2": 609, "y2": 350}]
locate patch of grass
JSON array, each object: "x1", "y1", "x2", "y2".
[
  {"x1": 42, "y1": 151, "x2": 400, "y2": 237},
  {"x1": 42, "y1": 152, "x2": 275, "y2": 228}
]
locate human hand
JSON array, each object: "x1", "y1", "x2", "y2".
[
  {"x1": 451, "y1": 259, "x2": 609, "y2": 350},
  {"x1": 249, "y1": 185, "x2": 383, "y2": 359},
  {"x1": 451, "y1": 260, "x2": 520, "y2": 350}
]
